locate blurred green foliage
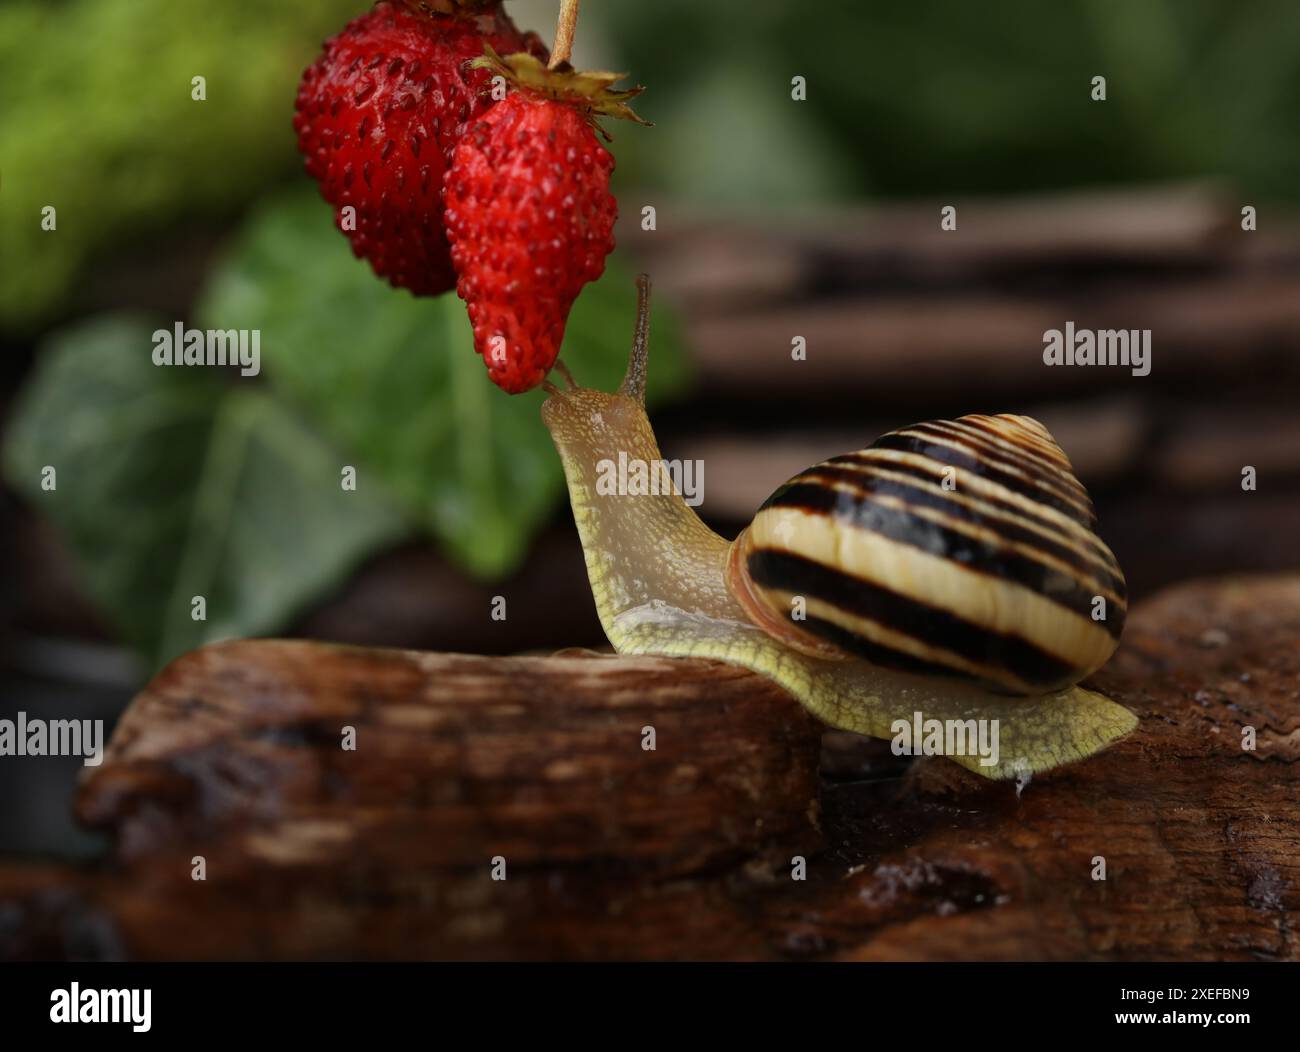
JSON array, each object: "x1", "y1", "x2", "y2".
[
  {"x1": 0, "y1": 0, "x2": 360, "y2": 329},
  {"x1": 596, "y1": 0, "x2": 1300, "y2": 206},
  {"x1": 197, "y1": 191, "x2": 688, "y2": 579},
  {"x1": 2, "y1": 315, "x2": 406, "y2": 668}
]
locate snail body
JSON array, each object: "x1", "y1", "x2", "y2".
[{"x1": 541, "y1": 276, "x2": 1136, "y2": 780}]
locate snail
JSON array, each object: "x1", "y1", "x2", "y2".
[{"x1": 541, "y1": 276, "x2": 1137, "y2": 779}]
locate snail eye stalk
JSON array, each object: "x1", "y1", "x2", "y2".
[{"x1": 618, "y1": 273, "x2": 652, "y2": 405}]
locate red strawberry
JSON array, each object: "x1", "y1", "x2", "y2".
[
  {"x1": 442, "y1": 53, "x2": 645, "y2": 393},
  {"x1": 293, "y1": 1, "x2": 546, "y2": 297},
  {"x1": 443, "y1": 95, "x2": 614, "y2": 392}
]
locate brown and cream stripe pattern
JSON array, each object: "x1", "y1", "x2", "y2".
[{"x1": 738, "y1": 414, "x2": 1126, "y2": 694}]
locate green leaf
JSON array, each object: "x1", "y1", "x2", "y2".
[
  {"x1": 197, "y1": 190, "x2": 689, "y2": 578},
  {"x1": 2, "y1": 316, "x2": 406, "y2": 670}
]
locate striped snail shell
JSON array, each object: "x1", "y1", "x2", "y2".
[{"x1": 726, "y1": 414, "x2": 1127, "y2": 695}]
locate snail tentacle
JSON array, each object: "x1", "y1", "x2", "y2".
[{"x1": 617, "y1": 273, "x2": 652, "y2": 406}]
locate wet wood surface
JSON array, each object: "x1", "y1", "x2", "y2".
[{"x1": 1, "y1": 573, "x2": 1297, "y2": 961}]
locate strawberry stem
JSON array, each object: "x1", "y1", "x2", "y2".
[{"x1": 549, "y1": 0, "x2": 581, "y2": 69}]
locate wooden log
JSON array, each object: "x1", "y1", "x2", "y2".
[
  {"x1": 1152, "y1": 408, "x2": 1300, "y2": 490},
  {"x1": 680, "y1": 272, "x2": 1300, "y2": 401},
  {"x1": 626, "y1": 182, "x2": 1246, "y2": 313},
  {"x1": 613, "y1": 184, "x2": 1300, "y2": 404},
  {"x1": 1, "y1": 573, "x2": 1298, "y2": 960},
  {"x1": 75, "y1": 644, "x2": 824, "y2": 874}
]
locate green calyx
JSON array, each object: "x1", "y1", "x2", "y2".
[{"x1": 472, "y1": 44, "x2": 651, "y2": 126}]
